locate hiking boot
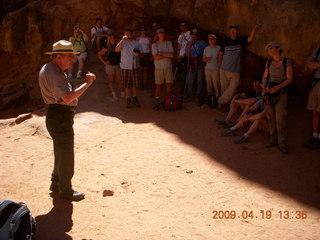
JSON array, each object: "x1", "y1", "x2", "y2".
[
  {"x1": 49, "y1": 182, "x2": 59, "y2": 193},
  {"x1": 265, "y1": 142, "x2": 278, "y2": 148},
  {"x1": 310, "y1": 138, "x2": 320, "y2": 150},
  {"x1": 221, "y1": 128, "x2": 237, "y2": 136},
  {"x1": 304, "y1": 136, "x2": 317, "y2": 148},
  {"x1": 153, "y1": 98, "x2": 161, "y2": 111},
  {"x1": 126, "y1": 98, "x2": 132, "y2": 108},
  {"x1": 234, "y1": 135, "x2": 248, "y2": 144},
  {"x1": 132, "y1": 96, "x2": 141, "y2": 107},
  {"x1": 60, "y1": 191, "x2": 85, "y2": 201},
  {"x1": 278, "y1": 146, "x2": 288, "y2": 154}
]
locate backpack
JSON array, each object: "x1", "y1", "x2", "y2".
[
  {"x1": 164, "y1": 94, "x2": 183, "y2": 111},
  {"x1": 310, "y1": 47, "x2": 320, "y2": 91},
  {"x1": 0, "y1": 200, "x2": 36, "y2": 240},
  {"x1": 264, "y1": 57, "x2": 288, "y2": 106}
]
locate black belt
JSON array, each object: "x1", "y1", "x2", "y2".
[{"x1": 48, "y1": 104, "x2": 77, "y2": 112}]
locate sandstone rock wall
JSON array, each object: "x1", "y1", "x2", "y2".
[{"x1": 0, "y1": 0, "x2": 319, "y2": 117}]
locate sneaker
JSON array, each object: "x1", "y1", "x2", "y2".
[
  {"x1": 215, "y1": 119, "x2": 226, "y2": 125},
  {"x1": 221, "y1": 128, "x2": 237, "y2": 136},
  {"x1": 67, "y1": 74, "x2": 73, "y2": 80},
  {"x1": 310, "y1": 138, "x2": 320, "y2": 150},
  {"x1": 222, "y1": 120, "x2": 235, "y2": 128},
  {"x1": 126, "y1": 98, "x2": 132, "y2": 108},
  {"x1": 234, "y1": 135, "x2": 248, "y2": 144},
  {"x1": 132, "y1": 96, "x2": 141, "y2": 107},
  {"x1": 304, "y1": 136, "x2": 317, "y2": 148},
  {"x1": 112, "y1": 92, "x2": 118, "y2": 101},
  {"x1": 265, "y1": 142, "x2": 278, "y2": 148},
  {"x1": 76, "y1": 71, "x2": 82, "y2": 79}
]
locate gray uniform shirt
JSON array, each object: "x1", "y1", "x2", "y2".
[
  {"x1": 152, "y1": 41, "x2": 174, "y2": 69},
  {"x1": 39, "y1": 61, "x2": 77, "y2": 106}
]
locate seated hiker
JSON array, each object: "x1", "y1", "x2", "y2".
[
  {"x1": 221, "y1": 99, "x2": 268, "y2": 144},
  {"x1": 216, "y1": 75, "x2": 263, "y2": 127},
  {"x1": 91, "y1": 18, "x2": 112, "y2": 51}
]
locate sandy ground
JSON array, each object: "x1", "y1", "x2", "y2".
[{"x1": 1, "y1": 51, "x2": 320, "y2": 240}]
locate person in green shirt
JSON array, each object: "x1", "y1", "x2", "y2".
[{"x1": 68, "y1": 25, "x2": 89, "y2": 79}]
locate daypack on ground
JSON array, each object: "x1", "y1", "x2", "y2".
[
  {"x1": 164, "y1": 94, "x2": 183, "y2": 111},
  {"x1": 0, "y1": 200, "x2": 36, "y2": 240}
]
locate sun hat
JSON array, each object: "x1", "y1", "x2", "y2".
[{"x1": 45, "y1": 40, "x2": 80, "y2": 55}]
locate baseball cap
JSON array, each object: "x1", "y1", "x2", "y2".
[{"x1": 229, "y1": 24, "x2": 239, "y2": 30}]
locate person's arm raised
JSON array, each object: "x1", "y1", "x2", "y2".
[{"x1": 61, "y1": 73, "x2": 96, "y2": 104}]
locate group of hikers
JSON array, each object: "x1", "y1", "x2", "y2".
[{"x1": 38, "y1": 18, "x2": 320, "y2": 201}]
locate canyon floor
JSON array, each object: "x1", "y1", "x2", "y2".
[{"x1": 0, "y1": 50, "x2": 320, "y2": 240}]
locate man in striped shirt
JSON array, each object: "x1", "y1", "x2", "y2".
[{"x1": 218, "y1": 24, "x2": 259, "y2": 112}]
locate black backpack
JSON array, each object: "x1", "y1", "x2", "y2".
[{"x1": 0, "y1": 200, "x2": 36, "y2": 240}]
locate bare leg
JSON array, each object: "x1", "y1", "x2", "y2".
[
  {"x1": 78, "y1": 57, "x2": 85, "y2": 72},
  {"x1": 132, "y1": 87, "x2": 138, "y2": 97},
  {"x1": 125, "y1": 88, "x2": 131, "y2": 97},
  {"x1": 116, "y1": 71, "x2": 123, "y2": 94},
  {"x1": 165, "y1": 83, "x2": 172, "y2": 95},
  {"x1": 155, "y1": 84, "x2": 162, "y2": 97},
  {"x1": 230, "y1": 117, "x2": 249, "y2": 131},
  {"x1": 108, "y1": 74, "x2": 115, "y2": 93},
  {"x1": 243, "y1": 119, "x2": 262, "y2": 138},
  {"x1": 225, "y1": 100, "x2": 239, "y2": 121},
  {"x1": 236, "y1": 104, "x2": 250, "y2": 122}
]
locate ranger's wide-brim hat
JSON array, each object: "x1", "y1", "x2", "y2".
[{"x1": 45, "y1": 40, "x2": 80, "y2": 55}]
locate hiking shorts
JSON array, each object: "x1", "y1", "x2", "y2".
[
  {"x1": 307, "y1": 81, "x2": 320, "y2": 112},
  {"x1": 155, "y1": 68, "x2": 173, "y2": 85},
  {"x1": 105, "y1": 65, "x2": 120, "y2": 75}
]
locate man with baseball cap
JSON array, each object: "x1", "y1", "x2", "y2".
[
  {"x1": 39, "y1": 40, "x2": 96, "y2": 201},
  {"x1": 218, "y1": 24, "x2": 260, "y2": 112}
]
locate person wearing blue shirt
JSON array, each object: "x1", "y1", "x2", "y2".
[{"x1": 186, "y1": 29, "x2": 208, "y2": 105}]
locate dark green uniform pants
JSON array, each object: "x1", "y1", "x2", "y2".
[
  {"x1": 46, "y1": 104, "x2": 75, "y2": 196},
  {"x1": 265, "y1": 89, "x2": 288, "y2": 149}
]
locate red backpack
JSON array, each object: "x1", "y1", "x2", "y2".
[{"x1": 164, "y1": 94, "x2": 183, "y2": 111}]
